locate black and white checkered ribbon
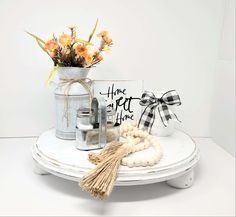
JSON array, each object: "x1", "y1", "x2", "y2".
[{"x1": 138, "y1": 90, "x2": 181, "y2": 132}]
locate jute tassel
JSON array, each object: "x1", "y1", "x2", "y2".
[
  {"x1": 88, "y1": 141, "x2": 123, "y2": 165},
  {"x1": 79, "y1": 138, "x2": 140, "y2": 199}
]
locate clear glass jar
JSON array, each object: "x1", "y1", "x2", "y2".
[
  {"x1": 76, "y1": 108, "x2": 93, "y2": 131},
  {"x1": 76, "y1": 106, "x2": 119, "y2": 150}
]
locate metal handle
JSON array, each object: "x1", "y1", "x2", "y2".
[{"x1": 98, "y1": 97, "x2": 107, "y2": 148}]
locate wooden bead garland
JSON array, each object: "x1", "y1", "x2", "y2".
[
  {"x1": 80, "y1": 121, "x2": 162, "y2": 199},
  {"x1": 119, "y1": 122, "x2": 162, "y2": 168}
]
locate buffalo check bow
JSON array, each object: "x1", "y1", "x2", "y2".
[{"x1": 138, "y1": 90, "x2": 181, "y2": 132}]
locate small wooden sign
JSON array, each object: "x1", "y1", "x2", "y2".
[{"x1": 93, "y1": 80, "x2": 143, "y2": 125}]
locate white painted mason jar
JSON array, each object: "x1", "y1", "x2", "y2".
[
  {"x1": 54, "y1": 67, "x2": 91, "y2": 140},
  {"x1": 150, "y1": 90, "x2": 177, "y2": 137}
]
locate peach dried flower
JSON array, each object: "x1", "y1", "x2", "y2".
[
  {"x1": 103, "y1": 36, "x2": 112, "y2": 44},
  {"x1": 84, "y1": 54, "x2": 93, "y2": 65},
  {"x1": 75, "y1": 44, "x2": 87, "y2": 56},
  {"x1": 86, "y1": 45, "x2": 98, "y2": 56},
  {"x1": 59, "y1": 34, "x2": 72, "y2": 46},
  {"x1": 96, "y1": 53, "x2": 103, "y2": 61},
  {"x1": 49, "y1": 50, "x2": 57, "y2": 58},
  {"x1": 68, "y1": 24, "x2": 77, "y2": 29},
  {"x1": 97, "y1": 31, "x2": 108, "y2": 37},
  {"x1": 44, "y1": 39, "x2": 58, "y2": 51}
]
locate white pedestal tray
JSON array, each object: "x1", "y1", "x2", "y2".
[{"x1": 32, "y1": 129, "x2": 200, "y2": 188}]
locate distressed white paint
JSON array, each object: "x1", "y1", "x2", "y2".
[
  {"x1": 1, "y1": 137, "x2": 235, "y2": 216},
  {"x1": 167, "y1": 169, "x2": 194, "y2": 188},
  {"x1": 32, "y1": 129, "x2": 199, "y2": 186},
  {"x1": 54, "y1": 67, "x2": 90, "y2": 140}
]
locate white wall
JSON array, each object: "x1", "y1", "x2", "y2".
[
  {"x1": 210, "y1": 0, "x2": 235, "y2": 156},
  {"x1": 0, "y1": 0, "x2": 226, "y2": 137}
]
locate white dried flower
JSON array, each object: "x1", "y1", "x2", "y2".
[{"x1": 86, "y1": 45, "x2": 98, "y2": 56}]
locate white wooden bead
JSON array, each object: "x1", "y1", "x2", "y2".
[
  {"x1": 134, "y1": 145, "x2": 141, "y2": 152},
  {"x1": 140, "y1": 142, "x2": 145, "y2": 149},
  {"x1": 150, "y1": 154, "x2": 157, "y2": 160},
  {"x1": 151, "y1": 138, "x2": 156, "y2": 144},
  {"x1": 136, "y1": 147, "x2": 141, "y2": 152},
  {"x1": 122, "y1": 125, "x2": 127, "y2": 129},
  {"x1": 154, "y1": 155, "x2": 160, "y2": 163},
  {"x1": 133, "y1": 144, "x2": 139, "y2": 151},
  {"x1": 130, "y1": 131, "x2": 135, "y2": 136},
  {"x1": 123, "y1": 133, "x2": 128, "y2": 137},
  {"x1": 124, "y1": 126, "x2": 129, "y2": 132},
  {"x1": 154, "y1": 144, "x2": 161, "y2": 152},
  {"x1": 142, "y1": 141, "x2": 146, "y2": 146},
  {"x1": 122, "y1": 158, "x2": 128, "y2": 165},
  {"x1": 127, "y1": 159, "x2": 135, "y2": 168},
  {"x1": 148, "y1": 158, "x2": 155, "y2": 166},
  {"x1": 120, "y1": 126, "x2": 163, "y2": 168},
  {"x1": 140, "y1": 143, "x2": 145, "y2": 150},
  {"x1": 127, "y1": 125, "x2": 132, "y2": 131},
  {"x1": 130, "y1": 131, "x2": 134, "y2": 136},
  {"x1": 134, "y1": 159, "x2": 142, "y2": 167},
  {"x1": 144, "y1": 142, "x2": 150, "y2": 148},
  {"x1": 139, "y1": 130, "x2": 144, "y2": 137},
  {"x1": 141, "y1": 160, "x2": 147, "y2": 167},
  {"x1": 143, "y1": 131, "x2": 149, "y2": 138},
  {"x1": 140, "y1": 130, "x2": 144, "y2": 136},
  {"x1": 131, "y1": 145, "x2": 138, "y2": 152},
  {"x1": 121, "y1": 126, "x2": 125, "y2": 132}
]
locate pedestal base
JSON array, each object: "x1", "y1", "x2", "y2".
[
  {"x1": 32, "y1": 129, "x2": 200, "y2": 187},
  {"x1": 166, "y1": 169, "x2": 194, "y2": 189},
  {"x1": 33, "y1": 161, "x2": 50, "y2": 175}
]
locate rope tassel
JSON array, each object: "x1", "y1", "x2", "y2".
[
  {"x1": 88, "y1": 141, "x2": 123, "y2": 165},
  {"x1": 79, "y1": 138, "x2": 140, "y2": 199}
]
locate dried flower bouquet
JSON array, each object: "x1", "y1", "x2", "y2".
[{"x1": 27, "y1": 19, "x2": 113, "y2": 82}]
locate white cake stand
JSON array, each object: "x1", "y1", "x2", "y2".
[{"x1": 32, "y1": 129, "x2": 200, "y2": 189}]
